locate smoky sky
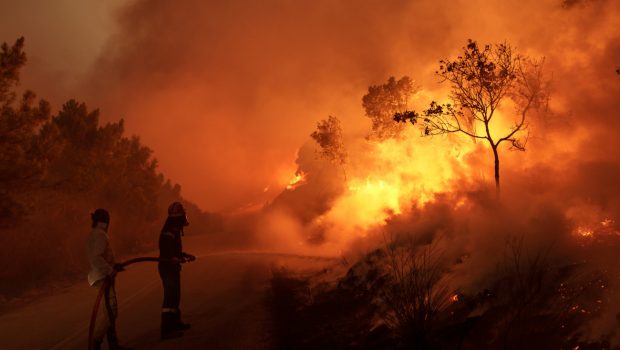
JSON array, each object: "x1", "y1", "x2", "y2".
[
  {"x1": 2, "y1": 0, "x2": 618, "y2": 341},
  {"x1": 3, "y1": 0, "x2": 619, "y2": 211}
]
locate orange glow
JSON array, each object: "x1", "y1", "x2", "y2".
[
  {"x1": 312, "y1": 128, "x2": 475, "y2": 243},
  {"x1": 569, "y1": 209, "x2": 620, "y2": 240},
  {"x1": 574, "y1": 227, "x2": 594, "y2": 238},
  {"x1": 4, "y1": 1, "x2": 620, "y2": 348},
  {"x1": 286, "y1": 172, "x2": 307, "y2": 190}
]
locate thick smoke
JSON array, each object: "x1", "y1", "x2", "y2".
[
  {"x1": 78, "y1": 0, "x2": 620, "y2": 342},
  {"x1": 81, "y1": 0, "x2": 613, "y2": 211}
]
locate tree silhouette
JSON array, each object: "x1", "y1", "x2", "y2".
[
  {"x1": 395, "y1": 40, "x2": 547, "y2": 196},
  {"x1": 0, "y1": 37, "x2": 215, "y2": 296},
  {"x1": 0, "y1": 37, "x2": 51, "y2": 222},
  {"x1": 310, "y1": 115, "x2": 348, "y2": 179},
  {"x1": 363, "y1": 76, "x2": 417, "y2": 140},
  {"x1": 0, "y1": 37, "x2": 26, "y2": 105}
]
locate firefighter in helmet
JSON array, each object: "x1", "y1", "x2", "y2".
[
  {"x1": 159, "y1": 201, "x2": 196, "y2": 339},
  {"x1": 86, "y1": 208, "x2": 130, "y2": 350}
]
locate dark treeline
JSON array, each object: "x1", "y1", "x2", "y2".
[{"x1": 0, "y1": 38, "x2": 219, "y2": 298}]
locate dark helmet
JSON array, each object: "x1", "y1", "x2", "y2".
[
  {"x1": 168, "y1": 201, "x2": 189, "y2": 226},
  {"x1": 91, "y1": 208, "x2": 110, "y2": 228}
]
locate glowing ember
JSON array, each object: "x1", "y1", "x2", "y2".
[
  {"x1": 454, "y1": 198, "x2": 467, "y2": 209},
  {"x1": 570, "y1": 217, "x2": 620, "y2": 240},
  {"x1": 450, "y1": 294, "x2": 459, "y2": 302},
  {"x1": 574, "y1": 227, "x2": 594, "y2": 238},
  {"x1": 286, "y1": 172, "x2": 306, "y2": 190}
]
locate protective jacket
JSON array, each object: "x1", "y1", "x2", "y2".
[
  {"x1": 159, "y1": 227, "x2": 183, "y2": 270},
  {"x1": 86, "y1": 223, "x2": 116, "y2": 286}
]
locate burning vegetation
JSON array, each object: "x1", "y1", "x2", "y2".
[
  {"x1": 1, "y1": 0, "x2": 619, "y2": 348},
  {"x1": 267, "y1": 34, "x2": 620, "y2": 350}
]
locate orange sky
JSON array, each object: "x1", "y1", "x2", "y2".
[
  {"x1": 1, "y1": 0, "x2": 619, "y2": 212},
  {"x1": 3, "y1": 1, "x2": 620, "y2": 341}
]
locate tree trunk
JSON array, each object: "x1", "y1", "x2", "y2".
[{"x1": 492, "y1": 146, "x2": 500, "y2": 198}]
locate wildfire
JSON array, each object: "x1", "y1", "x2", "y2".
[
  {"x1": 601, "y1": 218, "x2": 613, "y2": 227},
  {"x1": 347, "y1": 177, "x2": 403, "y2": 214},
  {"x1": 570, "y1": 217, "x2": 620, "y2": 242},
  {"x1": 286, "y1": 172, "x2": 306, "y2": 190},
  {"x1": 575, "y1": 227, "x2": 594, "y2": 238},
  {"x1": 308, "y1": 128, "x2": 475, "y2": 242}
]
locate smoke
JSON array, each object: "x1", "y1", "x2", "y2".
[
  {"x1": 0, "y1": 0, "x2": 614, "y2": 213},
  {"x1": 80, "y1": 0, "x2": 615, "y2": 212},
  {"x1": 47, "y1": 0, "x2": 620, "y2": 341},
  {"x1": 2, "y1": 0, "x2": 619, "y2": 343},
  {"x1": 76, "y1": 0, "x2": 601, "y2": 211},
  {"x1": 85, "y1": 0, "x2": 413, "y2": 211}
]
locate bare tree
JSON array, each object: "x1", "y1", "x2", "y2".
[
  {"x1": 395, "y1": 40, "x2": 547, "y2": 197},
  {"x1": 363, "y1": 76, "x2": 417, "y2": 140},
  {"x1": 310, "y1": 115, "x2": 348, "y2": 179}
]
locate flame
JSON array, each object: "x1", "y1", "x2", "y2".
[
  {"x1": 566, "y1": 203, "x2": 619, "y2": 241},
  {"x1": 312, "y1": 128, "x2": 475, "y2": 243},
  {"x1": 574, "y1": 227, "x2": 594, "y2": 238},
  {"x1": 286, "y1": 172, "x2": 306, "y2": 190},
  {"x1": 571, "y1": 217, "x2": 619, "y2": 240}
]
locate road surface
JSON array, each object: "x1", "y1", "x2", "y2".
[{"x1": 0, "y1": 236, "x2": 334, "y2": 350}]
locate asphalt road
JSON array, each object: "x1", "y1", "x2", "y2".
[{"x1": 0, "y1": 236, "x2": 334, "y2": 350}]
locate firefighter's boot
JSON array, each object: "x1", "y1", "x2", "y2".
[
  {"x1": 161, "y1": 312, "x2": 183, "y2": 340},
  {"x1": 173, "y1": 310, "x2": 191, "y2": 331}
]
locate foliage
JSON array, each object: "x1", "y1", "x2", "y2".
[
  {"x1": 0, "y1": 38, "x2": 212, "y2": 297},
  {"x1": 310, "y1": 115, "x2": 348, "y2": 179},
  {"x1": 395, "y1": 40, "x2": 547, "y2": 195},
  {"x1": 0, "y1": 37, "x2": 26, "y2": 104},
  {"x1": 0, "y1": 38, "x2": 51, "y2": 224},
  {"x1": 363, "y1": 76, "x2": 417, "y2": 140}
]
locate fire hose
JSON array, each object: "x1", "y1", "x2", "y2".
[
  {"x1": 84, "y1": 250, "x2": 333, "y2": 349},
  {"x1": 87, "y1": 256, "x2": 195, "y2": 350}
]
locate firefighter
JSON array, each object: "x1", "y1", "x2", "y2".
[
  {"x1": 86, "y1": 208, "x2": 130, "y2": 350},
  {"x1": 159, "y1": 201, "x2": 196, "y2": 339}
]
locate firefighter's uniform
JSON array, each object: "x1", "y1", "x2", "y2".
[
  {"x1": 158, "y1": 201, "x2": 193, "y2": 339},
  {"x1": 158, "y1": 226, "x2": 183, "y2": 312}
]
